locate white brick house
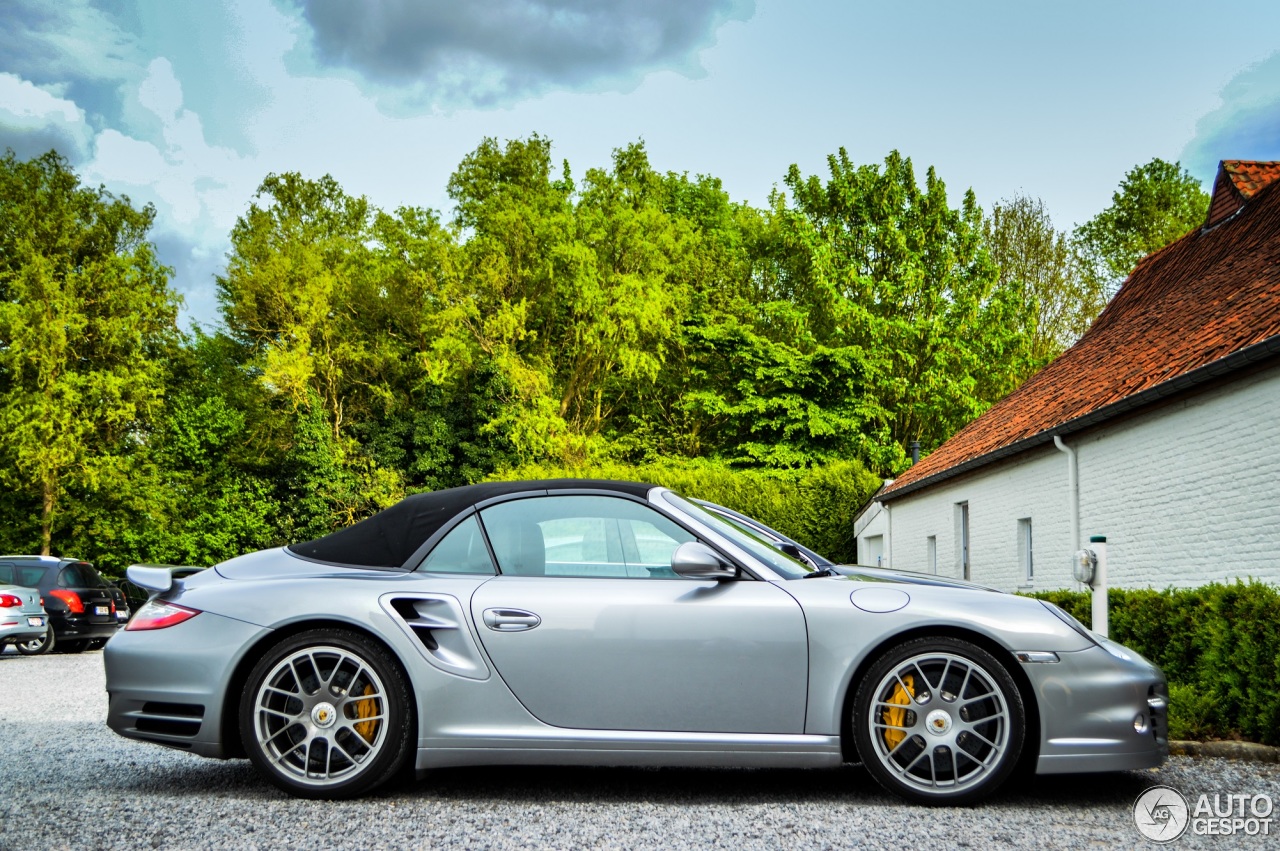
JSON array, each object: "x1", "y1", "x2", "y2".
[{"x1": 856, "y1": 160, "x2": 1280, "y2": 592}]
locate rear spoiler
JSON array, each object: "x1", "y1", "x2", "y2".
[{"x1": 125, "y1": 564, "x2": 202, "y2": 595}]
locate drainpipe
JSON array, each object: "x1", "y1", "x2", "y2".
[
  {"x1": 884, "y1": 501, "x2": 892, "y2": 570},
  {"x1": 1053, "y1": 435, "x2": 1080, "y2": 575}
]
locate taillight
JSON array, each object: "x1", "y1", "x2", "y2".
[
  {"x1": 0, "y1": 594, "x2": 22, "y2": 608},
  {"x1": 125, "y1": 600, "x2": 200, "y2": 631},
  {"x1": 50, "y1": 589, "x2": 84, "y2": 613}
]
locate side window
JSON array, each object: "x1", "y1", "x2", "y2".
[
  {"x1": 418, "y1": 516, "x2": 497, "y2": 575},
  {"x1": 480, "y1": 496, "x2": 697, "y2": 579}
]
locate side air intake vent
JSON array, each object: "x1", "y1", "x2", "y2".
[
  {"x1": 134, "y1": 702, "x2": 204, "y2": 738},
  {"x1": 381, "y1": 593, "x2": 490, "y2": 680}
]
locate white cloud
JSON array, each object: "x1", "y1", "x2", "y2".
[
  {"x1": 1182, "y1": 51, "x2": 1280, "y2": 182},
  {"x1": 137, "y1": 57, "x2": 183, "y2": 120},
  {"x1": 0, "y1": 72, "x2": 94, "y2": 160}
]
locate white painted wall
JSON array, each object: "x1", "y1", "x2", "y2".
[
  {"x1": 878, "y1": 367, "x2": 1280, "y2": 591},
  {"x1": 854, "y1": 499, "x2": 890, "y2": 566}
]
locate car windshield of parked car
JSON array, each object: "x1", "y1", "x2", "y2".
[{"x1": 662, "y1": 493, "x2": 812, "y2": 579}]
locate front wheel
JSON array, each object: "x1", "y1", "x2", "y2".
[
  {"x1": 240, "y1": 628, "x2": 414, "y2": 799},
  {"x1": 853, "y1": 637, "x2": 1024, "y2": 805},
  {"x1": 16, "y1": 631, "x2": 54, "y2": 656}
]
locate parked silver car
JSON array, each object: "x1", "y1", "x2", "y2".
[
  {"x1": 0, "y1": 562, "x2": 48, "y2": 654},
  {"x1": 105, "y1": 480, "x2": 1168, "y2": 804}
]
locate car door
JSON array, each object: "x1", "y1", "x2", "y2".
[{"x1": 469, "y1": 494, "x2": 809, "y2": 734}]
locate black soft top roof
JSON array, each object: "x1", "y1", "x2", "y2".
[{"x1": 288, "y1": 479, "x2": 656, "y2": 569}]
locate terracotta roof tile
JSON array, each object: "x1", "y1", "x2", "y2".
[
  {"x1": 884, "y1": 161, "x2": 1280, "y2": 500},
  {"x1": 1207, "y1": 161, "x2": 1280, "y2": 227},
  {"x1": 1224, "y1": 160, "x2": 1280, "y2": 198}
]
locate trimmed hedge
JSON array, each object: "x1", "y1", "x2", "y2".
[
  {"x1": 1030, "y1": 582, "x2": 1280, "y2": 745},
  {"x1": 488, "y1": 459, "x2": 881, "y2": 565}
]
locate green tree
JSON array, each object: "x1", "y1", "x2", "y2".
[
  {"x1": 0, "y1": 150, "x2": 180, "y2": 555},
  {"x1": 1074, "y1": 158, "x2": 1210, "y2": 296},
  {"x1": 446, "y1": 137, "x2": 693, "y2": 463},
  {"x1": 985, "y1": 194, "x2": 1104, "y2": 362},
  {"x1": 218, "y1": 172, "x2": 442, "y2": 530},
  {"x1": 773, "y1": 149, "x2": 1036, "y2": 472}
]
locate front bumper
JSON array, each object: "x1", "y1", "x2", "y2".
[
  {"x1": 105, "y1": 611, "x2": 270, "y2": 758},
  {"x1": 1025, "y1": 643, "x2": 1168, "y2": 774}
]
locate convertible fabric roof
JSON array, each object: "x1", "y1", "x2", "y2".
[{"x1": 287, "y1": 479, "x2": 656, "y2": 569}]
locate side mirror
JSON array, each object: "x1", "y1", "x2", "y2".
[
  {"x1": 778, "y1": 542, "x2": 815, "y2": 568},
  {"x1": 671, "y1": 542, "x2": 737, "y2": 580}
]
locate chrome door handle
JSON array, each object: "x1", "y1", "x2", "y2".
[{"x1": 482, "y1": 608, "x2": 541, "y2": 631}]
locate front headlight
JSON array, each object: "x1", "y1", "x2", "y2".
[{"x1": 1040, "y1": 601, "x2": 1099, "y2": 646}]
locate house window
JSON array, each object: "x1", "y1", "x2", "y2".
[
  {"x1": 956, "y1": 502, "x2": 970, "y2": 580},
  {"x1": 926, "y1": 536, "x2": 937, "y2": 575},
  {"x1": 1018, "y1": 518, "x2": 1033, "y2": 582}
]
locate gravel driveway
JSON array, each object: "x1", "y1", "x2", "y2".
[{"x1": 3, "y1": 649, "x2": 1277, "y2": 850}]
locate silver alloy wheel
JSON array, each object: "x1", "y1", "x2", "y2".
[
  {"x1": 251, "y1": 645, "x2": 389, "y2": 787},
  {"x1": 16, "y1": 631, "x2": 53, "y2": 656},
  {"x1": 866, "y1": 651, "x2": 1012, "y2": 795}
]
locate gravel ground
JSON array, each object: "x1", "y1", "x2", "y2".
[{"x1": 2, "y1": 649, "x2": 1277, "y2": 850}]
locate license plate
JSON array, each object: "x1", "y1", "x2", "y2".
[
  {"x1": 27, "y1": 617, "x2": 44, "y2": 627},
  {"x1": 94, "y1": 605, "x2": 109, "y2": 616}
]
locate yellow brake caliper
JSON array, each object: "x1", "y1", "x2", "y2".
[
  {"x1": 882, "y1": 674, "x2": 915, "y2": 749},
  {"x1": 354, "y1": 684, "x2": 379, "y2": 743}
]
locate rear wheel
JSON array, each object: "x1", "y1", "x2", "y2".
[
  {"x1": 240, "y1": 628, "x2": 414, "y2": 799},
  {"x1": 16, "y1": 631, "x2": 54, "y2": 656},
  {"x1": 853, "y1": 637, "x2": 1024, "y2": 805}
]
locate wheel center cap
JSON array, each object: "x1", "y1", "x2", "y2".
[
  {"x1": 311, "y1": 702, "x2": 338, "y2": 728},
  {"x1": 925, "y1": 709, "x2": 953, "y2": 735}
]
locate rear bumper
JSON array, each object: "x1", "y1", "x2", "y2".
[
  {"x1": 1026, "y1": 644, "x2": 1168, "y2": 775},
  {"x1": 0, "y1": 616, "x2": 47, "y2": 644},
  {"x1": 105, "y1": 612, "x2": 270, "y2": 758},
  {"x1": 50, "y1": 612, "x2": 118, "y2": 641}
]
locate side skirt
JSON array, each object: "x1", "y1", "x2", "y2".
[{"x1": 417, "y1": 729, "x2": 844, "y2": 770}]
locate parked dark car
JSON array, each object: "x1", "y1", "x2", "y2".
[
  {"x1": 0, "y1": 556, "x2": 118, "y2": 654},
  {"x1": 106, "y1": 581, "x2": 131, "y2": 628}
]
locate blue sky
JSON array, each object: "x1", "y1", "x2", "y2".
[{"x1": 2, "y1": 0, "x2": 1278, "y2": 327}]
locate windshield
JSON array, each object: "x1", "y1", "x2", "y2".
[{"x1": 661, "y1": 492, "x2": 812, "y2": 579}]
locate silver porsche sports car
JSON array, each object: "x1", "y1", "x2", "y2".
[{"x1": 105, "y1": 480, "x2": 1168, "y2": 804}]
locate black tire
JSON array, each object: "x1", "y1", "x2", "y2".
[
  {"x1": 16, "y1": 630, "x2": 54, "y2": 656},
  {"x1": 853, "y1": 636, "x2": 1024, "y2": 805},
  {"x1": 240, "y1": 628, "x2": 414, "y2": 799},
  {"x1": 86, "y1": 638, "x2": 108, "y2": 651},
  {"x1": 58, "y1": 638, "x2": 89, "y2": 654}
]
